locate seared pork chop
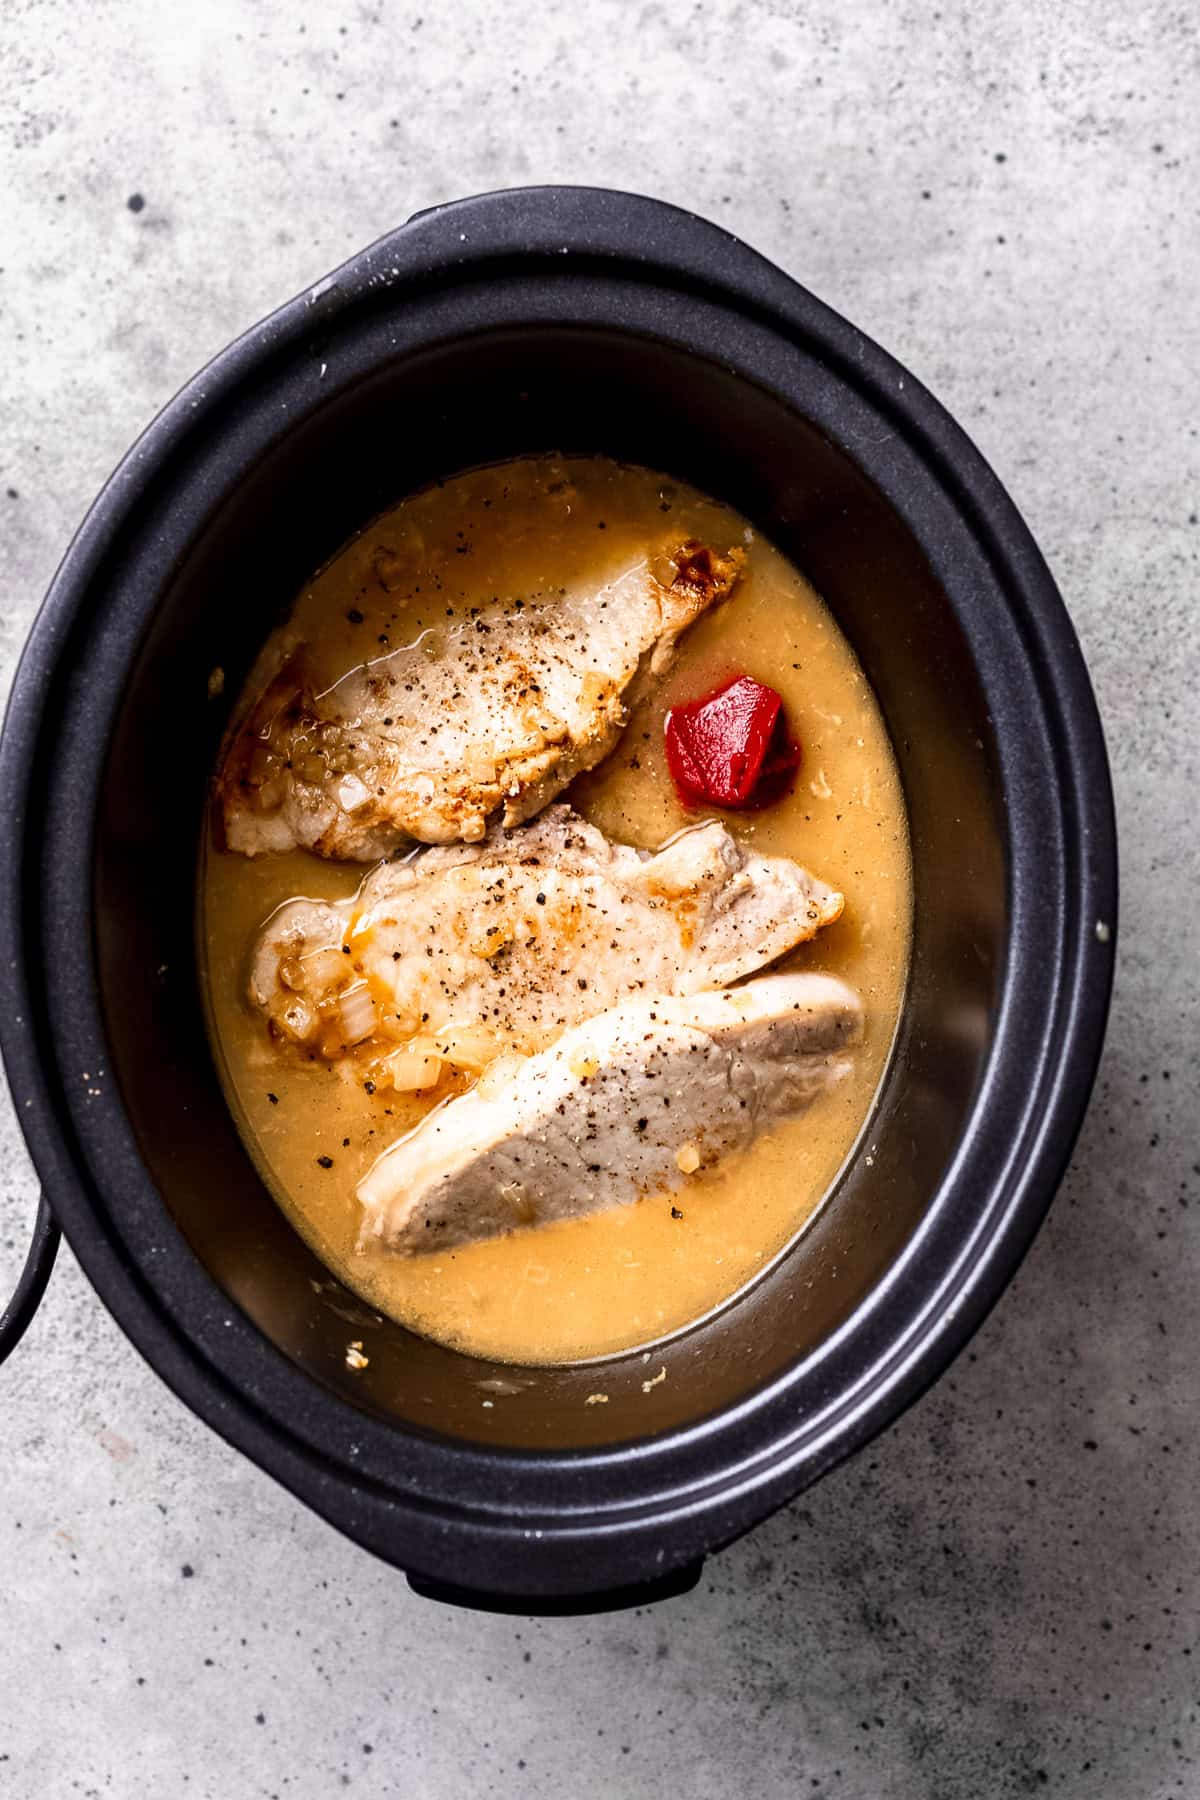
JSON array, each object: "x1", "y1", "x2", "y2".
[
  {"x1": 357, "y1": 973, "x2": 863, "y2": 1251},
  {"x1": 220, "y1": 539, "x2": 743, "y2": 858},
  {"x1": 250, "y1": 806, "x2": 844, "y2": 1068}
]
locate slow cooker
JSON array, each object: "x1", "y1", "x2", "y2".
[{"x1": 0, "y1": 188, "x2": 1117, "y2": 1612}]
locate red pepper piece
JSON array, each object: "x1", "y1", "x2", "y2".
[{"x1": 665, "y1": 675, "x2": 802, "y2": 810}]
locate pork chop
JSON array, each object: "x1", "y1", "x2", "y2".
[
  {"x1": 356, "y1": 973, "x2": 863, "y2": 1252},
  {"x1": 250, "y1": 806, "x2": 844, "y2": 1069},
  {"x1": 219, "y1": 539, "x2": 743, "y2": 858}
]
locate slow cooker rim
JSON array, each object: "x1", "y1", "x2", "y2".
[{"x1": 0, "y1": 187, "x2": 1117, "y2": 1593}]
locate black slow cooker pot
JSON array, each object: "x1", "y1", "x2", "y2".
[{"x1": 0, "y1": 188, "x2": 1116, "y2": 1613}]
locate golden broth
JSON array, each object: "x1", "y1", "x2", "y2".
[{"x1": 202, "y1": 456, "x2": 911, "y2": 1365}]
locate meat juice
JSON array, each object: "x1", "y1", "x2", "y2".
[{"x1": 202, "y1": 457, "x2": 912, "y2": 1364}]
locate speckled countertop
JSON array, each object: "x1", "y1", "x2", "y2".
[{"x1": 1, "y1": 4, "x2": 1197, "y2": 1796}]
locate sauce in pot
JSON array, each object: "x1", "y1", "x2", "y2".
[{"x1": 202, "y1": 456, "x2": 911, "y2": 1364}]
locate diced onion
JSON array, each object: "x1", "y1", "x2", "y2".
[
  {"x1": 299, "y1": 945, "x2": 347, "y2": 993},
  {"x1": 384, "y1": 1049, "x2": 445, "y2": 1092},
  {"x1": 336, "y1": 983, "x2": 377, "y2": 1045},
  {"x1": 278, "y1": 956, "x2": 305, "y2": 993},
  {"x1": 253, "y1": 777, "x2": 286, "y2": 813},
  {"x1": 273, "y1": 997, "x2": 318, "y2": 1045},
  {"x1": 431, "y1": 1026, "x2": 504, "y2": 1073},
  {"x1": 337, "y1": 773, "x2": 371, "y2": 813},
  {"x1": 376, "y1": 1010, "x2": 419, "y2": 1044}
]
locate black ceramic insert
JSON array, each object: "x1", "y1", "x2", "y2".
[{"x1": 0, "y1": 188, "x2": 1116, "y2": 1611}]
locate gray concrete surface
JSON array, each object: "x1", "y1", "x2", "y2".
[{"x1": 1, "y1": 2, "x2": 1196, "y2": 1794}]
